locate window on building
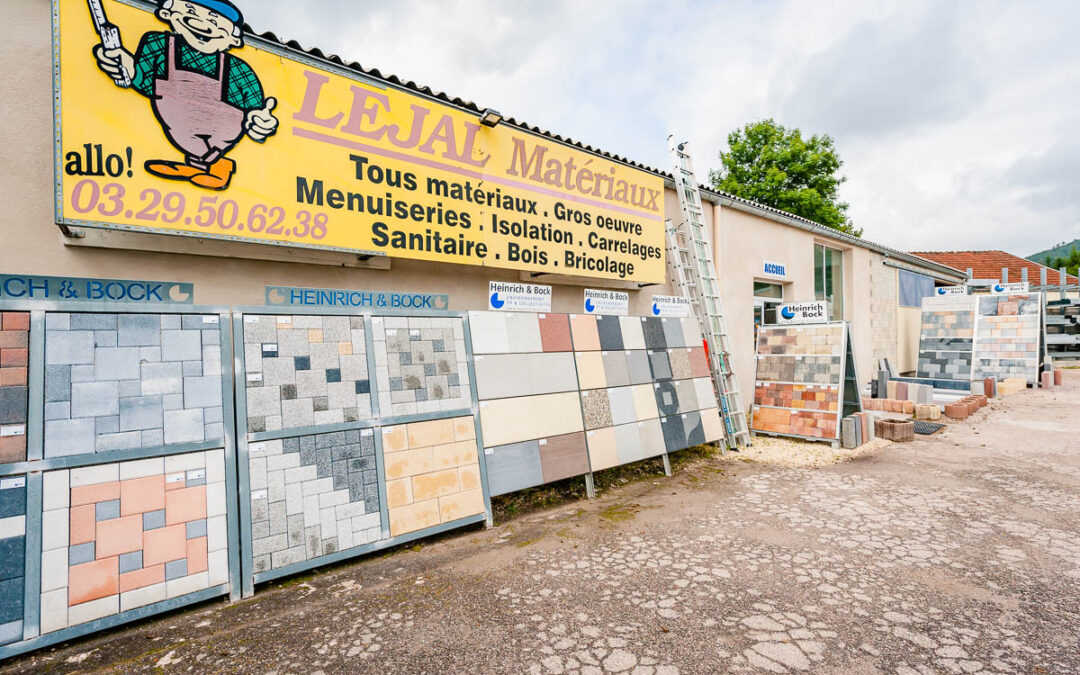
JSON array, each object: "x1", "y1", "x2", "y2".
[
  {"x1": 814, "y1": 244, "x2": 844, "y2": 321},
  {"x1": 898, "y1": 269, "x2": 935, "y2": 307},
  {"x1": 753, "y1": 282, "x2": 784, "y2": 299}
]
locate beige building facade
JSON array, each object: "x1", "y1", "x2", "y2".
[{"x1": 4, "y1": 0, "x2": 965, "y2": 405}]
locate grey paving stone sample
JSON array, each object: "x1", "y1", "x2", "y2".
[
  {"x1": 374, "y1": 316, "x2": 472, "y2": 417},
  {"x1": 243, "y1": 315, "x2": 371, "y2": 432},
  {"x1": 661, "y1": 318, "x2": 686, "y2": 349},
  {"x1": 249, "y1": 429, "x2": 382, "y2": 571},
  {"x1": 43, "y1": 313, "x2": 224, "y2": 458},
  {"x1": 485, "y1": 440, "x2": 544, "y2": 496},
  {"x1": 642, "y1": 318, "x2": 667, "y2": 350},
  {"x1": 661, "y1": 415, "x2": 688, "y2": 452},
  {"x1": 595, "y1": 316, "x2": 624, "y2": 351}
]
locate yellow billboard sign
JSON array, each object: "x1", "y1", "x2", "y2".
[{"x1": 55, "y1": 0, "x2": 666, "y2": 282}]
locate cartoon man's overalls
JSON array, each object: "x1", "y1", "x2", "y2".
[
  {"x1": 152, "y1": 34, "x2": 245, "y2": 177},
  {"x1": 147, "y1": 35, "x2": 245, "y2": 188}
]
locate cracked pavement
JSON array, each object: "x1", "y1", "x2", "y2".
[{"x1": 4, "y1": 374, "x2": 1079, "y2": 674}]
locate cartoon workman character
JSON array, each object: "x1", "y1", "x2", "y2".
[{"x1": 93, "y1": 0, "x2": 278, "y2": 190}]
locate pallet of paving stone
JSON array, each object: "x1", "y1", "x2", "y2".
[
  {"x1": 972, "y1": 294, "x2": 1042, "y2": 385},
  {"x1": 0, "y1": 303, "x2": 243, "y2": 660},
  {"x1": 468, "y1": 312, "x2": 724, "y2": 496},
  {"x1": 235, "y1": 310, "x2": 487, "y2": 595},
  {"x1": 751, "y1": 322, "x2": 859, "y2": 444}
]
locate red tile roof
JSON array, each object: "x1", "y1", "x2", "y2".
[{"x1": 909, "y1": 250, "x2": 1077, "y2": 285}]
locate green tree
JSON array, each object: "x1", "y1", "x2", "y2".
[
  {"x1": 1046, "y1": 246, "x2": 1079, "y2": 277},
  {"x1": 709, "y1": 119, "x2": 861, "y2": 236}
]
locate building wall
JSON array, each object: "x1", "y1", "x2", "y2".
[{"x1": 868, "y1": 255, "x2": 899, "y2": 367}]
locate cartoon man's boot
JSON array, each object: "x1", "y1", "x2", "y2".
[
  {"x1": 145, "y1": 159, "x2": 202, "y2": 181},
  {"x1": 190, "y1": 158, "x2": 236, "y2": 191}
]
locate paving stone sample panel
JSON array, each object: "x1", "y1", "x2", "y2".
[
  {"x1": 374, "y1": 317, "x2": 471, "y2": 417},
  {"x1": 753, "y1": 407, "x2": 838, "y2": 439},
  {"x1": 754, "y1": 355, "x2": 842, "y2": 384},
  {"x1": 249, "y1": 429, "x2": 381, "y2": 573},
  {"x1": 44, "y1": 313, "x2": 224, "y2": 458},
  {"x1": 917, "y1": 296, "x2": 977, "y2": 381},
  {"x1": 383, "y1": 416, "x2": 483, "y2": 536},
  {"x1": 39, "y1": 451, "x2": 229, "y2": 634},
  {"x1": 0, "y1": 475, "x2": 26, "y2": 645},
  {"x1": 754, "y1": 383, "x2": 839, "y2": 412},
  {"x1": 244, "y1": 314, "x2": 370, "y2": 433},
  {"x1": 0, "y1": 313, "x2": 30, "y2": 464}
]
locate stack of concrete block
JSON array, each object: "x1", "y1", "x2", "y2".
[
  {"x1": 997, "y1": 378, "x2": 1027, "y2": 395},
  {"x1": 915, "y1": 404, "x2": 941, "y2": 420},
  {"x1": 861, "y1": 397, "x2": 915, "y2": 414},
  {"x1": 875, "y1": 418, "x2": 914, "y2": 442},
  {"x1": 841, "y1": 411, "x2": 876, "y2": 449},
  {"x1": 1054, "y1": 370, "x2": 1064, "y2": 386},
  {"x1": 944, "y1": 395, "x2": 986, "y2": 420}
]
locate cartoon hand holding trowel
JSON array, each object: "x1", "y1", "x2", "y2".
[{"x1": 89, "y1": 0, "x2": 278, "y2": 190}]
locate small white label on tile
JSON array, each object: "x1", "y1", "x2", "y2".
[
  {"x1": 641, "y1": 317, "x2": 647, "y2": 322},
  {"x1": 654, "y1": 384, "x2": 660, "y2": 389},
  {"x1": 410, "y1": 330, "x2": 421, "y2": 337},
  {"x1": 481, "y1": 402, "x2": 489, "y2": 408},
  {"x1": 484, "y1": 448, "x2": 494, "y2": 456},
  {"x1": 277, "y1": 316, "x2": 293, "y2": 324},
  {"x1": 0, "y1": 477, "x2": 26, "y2": 489},
  {"x1": 587, "y1": 431, "x2": 594, "y2": 437},
  {"x1": 361, "y1": 429, "x2": 373, "y2": 437},
  {"x1": 475, "y1": 356, "x2": 484, "y2": 362},
  {"x1": 668, "y1": 349, "x2": 674, "y2": 354},
  {"x1": 602, "y1": 351, "x2": 608, "y2": 356},
  {"x1": 251, "y1": 489, "x2": 268, "y2": 500},
  {"x1": 638, "y1": 422, "x2": 645, "y2": 427},
  {"x1": 244, "y1": 316, "x2": 260, "y2": 323},
  {"x1": 570, "y1": 314, "x2": 578, "y2": 319},
  {"x1": 247, "y1": 373, "x2": 263, "y2": 383},
  {"x1": 373, "y1": 317, "x2": 383, "y2": 324},
  {"x1": 682, "y1": 414, "x2": 687, "y2": 419},
  {"x1": 166, "y1": 472, "x2": 185, "y2": 484},
  {"x1": 582, "y1": 391, "x2": 589, "y2": 397},
  {"x1": 186, "y1": 469, "x2": 206, "y2": 480},
  {"x1": 538, "y1": 439, "x2": 547, "y2": 446},
  {"x1": 386, "y1": 329, "x2": 397, "y2": 336},
  {"x1": 203, "y1": 316, "x2": 220, "y2": 324},
  {"x1": 625, "y1": 351, "x2": 632, "y2": 356},
  {"x1": 538, "y1": 314, "x2": 547, "y2": 319},
  {"x1": 0, "y1": 425, "x2": 25, "y2": 437},
  {"x1": 383, "y1": 427, "x2": 395, "y2": 435},
  {"x1": 249, "y1": 443, "x2": 266, "y2": 455}
]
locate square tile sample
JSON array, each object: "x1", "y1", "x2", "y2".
[
  {"x1": 626, "y1": 350, "x2": 653, "y2": 385},
  {"x1": 752, "y1": 407, "x2": 837, "y2": 439},
  {"x1": 661, "y1": 318, "x2": 686, "y2": 349},
  {"x1": 693, "y1": 378, "x2": 718, "y2": 410},
  {"x1": 0, "y1": 474, "x2": 26, "y2": 645},
  {"x1": 682, "y1": 319, "x2": 703, "y2": 348},
  {"x1": 601, "y1": 351, "x2": 630, "y2": 387},
  {"x1": 44, "y1": 313, "x2": 224, "y2": 457},
  {"x1": 249, "y1": 429, "x2": 381, "y2": 573},
  {"x1": 569, "y1": 315, "x2": 600, "y2": 351},
  {"x1": 700, "y1": 409, "x2": 725, "y2": 443},
  {"x1": 575, "y1": 352, "x2": 607, "y2": 390},
  {"x1": 39, "y1": 451, "x2": 229, "y2": 634},
  {"x1": 485, "y1": 439, "x2": 543, "y2": 496},
  {"x1": 580, "y1": 389, "x2": 613, "y2": 430},
  {"x1": 585, "y1": 427, "x2": 618, "y2": 472},
  {"x1": 244, "y1": 314, "x2": 370, "y2": 433},
  {"x1": 642, "y1": 318, "x2": 667, "y2": 350},
  {"x1": 669, "y1": 349, "x2": 692, "y2": 380},
  {"x1": 648, "y1": 351, "x2": 673, "y2": 381},
  {"x1": 383, "y1": 416, "x2": 483, "y2": 536},
  {"x1": 0, "y1": 312, "x2": 30, "y2": 464},
  {"x1": 538, "y1": 314, "x2": 573, "y2": 352},
  {"x1": 618, "y1": 317, "x2": 646, "y2": 350},
  {"x1": 539, "y1": 432, "x2": 589, "y2": 483},
  {"x1": 374, "y1": 317, "x2": 471, "y2": 418},
  {"x1": 474, "y1": 353, "x2": 577, "y2": 400},
  {"x1": 467, "y1": 312, "x2": 510, "y2": 354}
]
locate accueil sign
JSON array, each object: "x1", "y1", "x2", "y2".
[
  {"x1": 775, "y1": 301, "x2": 828, "y2": 325},
  {"x1": 55, "y1": 0, "x2": 666, "y2": 282}
]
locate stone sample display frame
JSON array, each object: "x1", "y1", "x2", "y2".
[
  {"x1": 750, "y1": 322, "x2": 860, "y2": 445},
  {"x1": 0, "y1": 300, "x2": 241, "y2": 663},
  {"x1": 233, "y1": 307, "x2": 491, "y2": 597}
]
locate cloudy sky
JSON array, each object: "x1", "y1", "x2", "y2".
[{"x1": 244, "y1": 0, "x2": 1080, "y2": 257}]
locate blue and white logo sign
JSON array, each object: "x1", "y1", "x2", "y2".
[
  {"x1": 266, "y1": 286, "x2": 449, "y2": 310},
  {"x1": 762, "y1": 260, "x2": 787, "y2": 279},
  {"x1": 583, "y1": 288, "x2": 629, "y2": 316},
  {"x1": 0, "y1": 274, "x2": 192, "y2": 304},
  {"x1": 936, "y1": 286, "x2": 967, "y2": 296},
  {"x1": 776, "y1": 301, "x2": 828, "y2": 325},
  {"x1": 488, "y1": 281, "x2": 552, "y2": 312},
  {"x1": 991, "y1": 282, "x2": 1029, "y2": 295},
  {"x1": 651, "y1": 295, "x2": 690, "y2": 318}
]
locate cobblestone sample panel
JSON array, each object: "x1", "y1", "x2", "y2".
[
  {"x1": 243, "y1": 315, "x2": 370, "y2": 433},
  {"x1": 248, "y1": 429, "x2": 381, "y2": 573},
  {"x1": 917, "y1": 297, "x2": 977, "y2": 381},
  {"x1": 373, "y1": 317, "x2": 471, "y2": 417},
  {"x1": 752, "y1": 324, "x2": 845, "y2": 441},
  {"x1": 0, "y1": 475, "x2": 26, "y2": 646},
  {"x1": 0, "y1": 313, "x2": 30, "y2": 464},
  {"x1": 973, "y1": 294, "x2": 1042, "y2": 384},
  {"x1": 39, "y1": 451, "x2": 229, "y2": 634},
  {"x1": 44, "y1": 313, "x2": 224, "y2": 458},
  {"x1": 382, "y1": 416, "x2": 483, "y2": 537}
]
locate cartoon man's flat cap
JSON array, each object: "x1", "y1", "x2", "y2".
[{"x1": 160, "y1": 0, "x2": 244, "y2": 27}]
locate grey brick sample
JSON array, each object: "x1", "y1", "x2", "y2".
[
  {"x1": 373, "y1": 316, "x2": 472, "y2": 418},
  {"x1": 43, "y1": 313, "x2": 224, "y2": 458}
]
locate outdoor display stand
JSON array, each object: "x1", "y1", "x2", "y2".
[
  {"x1": 0, "y1": 300, "x2": 240, "y2": 660},
  {"x1": 750, "y1": 321, "x2": 860, "y2": 445},
  {"x1": 470, "y1": 312, "x2": 724, "y2": 498},
  {"x1": 233, "y1": 307, "x2": 492, "y2": 597},
  {"x1": 918, "y1": 294, "x2": 1043, "y2": 385}
]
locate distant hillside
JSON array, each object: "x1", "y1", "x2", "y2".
[{"x1": 1028, "y1": 238, "x2": 1080, "y2": 265}]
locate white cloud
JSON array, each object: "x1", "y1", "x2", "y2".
[{"x1": 242, "y1": 0, "x2": 1080, "y2": 256}]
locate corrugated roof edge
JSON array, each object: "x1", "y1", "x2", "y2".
[{"x1": 243, "y1": 24, "x2": 967, "y2": 282}]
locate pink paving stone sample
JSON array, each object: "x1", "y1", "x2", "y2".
[{"x1": 68, "y1": 557, "x2": 119, "y2": 606}]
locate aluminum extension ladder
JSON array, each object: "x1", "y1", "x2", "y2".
[{"x1": 666, "y1": 137, "x2": 751, "y2": 450}]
